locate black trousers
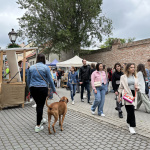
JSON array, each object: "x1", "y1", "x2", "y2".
[
  {"x1": 81, "y1": 81, "x2": 90, "y2": 102},
  {"x1": 30, "y1": 87, "x2": 48, "y2": 125},
  {"x1": 125, "y1": 90, "x2": 136, "y2": 127}
]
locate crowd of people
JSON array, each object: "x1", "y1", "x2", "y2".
[{"x1": 23, "y1": 53, "x2": 150, "y2": 134}]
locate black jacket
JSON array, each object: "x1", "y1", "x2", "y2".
[
  {"x1": 57, "y1": 71, "x2": 62, "y2": 80},
  {"x1": 79, "y1": 65, "x2": 91, "y2": 82},
  {"x1": 112, "y1": 71, "x2": 123, "y2": 92}
]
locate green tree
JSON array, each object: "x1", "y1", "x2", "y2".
[
  {"x1": 17, "y1": 0, "x2": 112, "y2": 54},
  {"x1": 100, "y1": 37, "x2": 135, "y2": 48}
]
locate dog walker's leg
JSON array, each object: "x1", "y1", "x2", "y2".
[
  {"x1": 59, "y1": 115, "x2": 61, "y2": 126},
  {"x1": 52, "y1": 116, "x2": 58, "y2": 133},
  {"x1": 48, "y1": 114, "x2": 52, "y2": 134}
]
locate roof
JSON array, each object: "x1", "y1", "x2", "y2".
[{"x1": 0, "y1": 47, "x2": 38, "y2": 55}]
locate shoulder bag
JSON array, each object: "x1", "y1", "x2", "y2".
[{"x1": 123, "y1": 90, "x2": 136, "y2": 104}]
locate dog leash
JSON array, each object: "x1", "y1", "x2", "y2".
[{"x1": 55, "y1": 92, "x2": 61, "y2": 99}]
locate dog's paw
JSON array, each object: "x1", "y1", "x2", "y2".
[
  {"x1": 61, "y1": 128, "x2": 64, "y2": 131},
  {"x1": 49, "y1": 132, "x2": 52, "y2": 134}
]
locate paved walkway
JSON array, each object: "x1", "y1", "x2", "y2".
[
  {"x1": 51, "y1": 88, "x2": 150, "y2": 138},
  {"x1": 1, "y1": 102, "x2": 150, "y2": 149}
]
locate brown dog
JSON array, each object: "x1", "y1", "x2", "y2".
[{"x1": 46, "y1": 96, "x2": 69, "y2": 134}]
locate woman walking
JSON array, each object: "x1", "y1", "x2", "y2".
[
  {"x1": 118, "y1": 63, "x2": 138, "y2": 134},
  {"x1": 27, "y1": 54, "x2": 56, "y2": 132},
  {"x1": 67, "y1": 66, "x2": 79, "y2": 105},
  {"x1": 137, "y1": 64, "x2": 150, "y2": 113},
  {"x1": 112, "y1": 63, "x2": 124, "y2": 118},
  {"x1": 91, "y1": 63, "x2": 107, "y2": 116}
]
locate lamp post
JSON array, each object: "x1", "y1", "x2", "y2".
[{"x1": 8, "y1": 29, "x2": 18, "y2": 44}]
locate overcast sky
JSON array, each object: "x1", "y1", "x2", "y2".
[{"x1": 0, "y1": 0, "x2": 150, "y2": 49}]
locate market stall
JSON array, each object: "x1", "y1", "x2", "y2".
[
  {"x1": 56, "y1": 55, "x2": 96, "y2": 67},
  {"x1": 56, "y1": 55, "x2": 97, "y2": 87},
  {"x1": 0, "y1": 47, "x2": 38, "y2": 109}
]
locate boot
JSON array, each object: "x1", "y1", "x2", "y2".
[{"x1": 119, "y1": 112, "x2": 123, "y2": 118}]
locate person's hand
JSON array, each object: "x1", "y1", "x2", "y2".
[
  {"x1": 94, "y1": 89, "x2": 97, "y2": 94},
  {"x1": 79, "y1": 82, "x2": 83, "y2": 85},
  {"x1": 118, "y1": 97, "x2": 122, "y2": 103},
  {"x1": 115, "y1": 91, "x2": 118, "y2": 96}
]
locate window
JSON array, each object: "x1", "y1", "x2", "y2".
[{"x1": 30, "y1": 61, "x2": 32, "y2": 66}]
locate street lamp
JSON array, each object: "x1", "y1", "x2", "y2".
[{"x1": 8, "y1": 29, "x2": 18, "y2": 44}]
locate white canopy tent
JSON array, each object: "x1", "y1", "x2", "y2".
[{"x1": 56, "y1": 55, "x2": 97, "y2": 67}]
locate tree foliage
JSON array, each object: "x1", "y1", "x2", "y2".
[
  {"x1": 17, "y1": 0, "x2": 112, "y2": 54},
  {"x1": 100, "y1": 37, "x2": 135, "y2": 49}
]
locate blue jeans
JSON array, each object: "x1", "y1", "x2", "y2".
[
  {"x1": 70, "y1": 84, "x2": 77, "y2": 101},
  {"x1": 91, "y1": 84, "x2": 106, "y2": 115}
]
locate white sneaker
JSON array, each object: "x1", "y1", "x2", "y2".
[
  {"x1": 24, "y1": 101, "x2": 31, "y2": 104},
  {"x1": 32, "y1": 104, "x2": 37, "y2": 108},
  {"x1": 129, "y1": 127, "x2": 136, "y2": 134},
  {"x1": 30, "y1": 98, "x2": 33, "y2": 102},
  {"x1": 91, "y1": 110, "x2": 95, "y2": 115},
  {"x1": 72, "y1": 101, "x2": 75, "y2": 105},
  {"x1": 41, "y1": 118, "x2": 47, "y2": 124},
  {"x1": 35, "y1": 125, "x2": 44, "y2": 133},
  {"x1": 101, "y1": 113, "x2": 105, "y2": 117}
]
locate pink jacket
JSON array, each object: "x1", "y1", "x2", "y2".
[{"x1": 91, "y1": 70, "x2": 107, "y2": 90}]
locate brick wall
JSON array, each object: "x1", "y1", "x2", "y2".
[{"x1": 83, "y1": 38, "x2": 150, "y2": 68}]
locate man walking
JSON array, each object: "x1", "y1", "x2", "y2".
[{"x1": 79, "y1": 59, "x2": 92, "y2": 104}]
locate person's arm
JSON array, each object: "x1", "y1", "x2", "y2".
[
  {"x1": 76, "y1": 72, "x2": 79, "y2": 83},
  {"x1": 118, "y1": 76, "x2": 124, "y2": 102},
  {"x1": 112, "y1": 73, "x2": 117, "y2": 93},
  {"x1": 91, "y1": 72, "x2": 96, "y2": 92},
  {"x1": 27, "y1": 69, "x2": 30, "y2": 87},
  {"x1": 79, "y1": 67, "x2": 82, "y2": 83},
  {"x1": 46, "y1": 67, "x2": 56, "y2": 92},
  {"x1": 89, "y1": 67, "x2": 91, "y2": 81}
]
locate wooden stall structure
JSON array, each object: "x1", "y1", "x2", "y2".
[{"x1": 0, "y1": 47, "x2": 38, "y2": 109}]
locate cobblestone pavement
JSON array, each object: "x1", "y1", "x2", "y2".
[
  {"x1": 51, "y1": 88, "x2": 150, "y2": 138},
  {"x1": 1, "y1": 103, "x2": 150, "y2": 150}
]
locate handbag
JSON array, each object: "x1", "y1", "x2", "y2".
[
  {"x1": 35, "y1": 65, "x2": 51, "y2": 97},
  {"x1": 123, "y1": 91, "x2": 136, "y2": 104},
  {"x1": 94, "y1": 81, "x2": 102, "y2": 87}
]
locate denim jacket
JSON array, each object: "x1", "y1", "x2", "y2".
[
  {"x1": 27, "y1": 62, "x2": 56, "y2": 92},
  {"x1": 68, "y1": 71, "x2": 79, "y2": 84}
]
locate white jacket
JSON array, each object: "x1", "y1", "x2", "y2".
[
  {"x1": 137, "y1": 71, "x2": 145, "y2": 94},
  {"x1": 118, "y1": 75, "x2": 138, "y2": 106}
]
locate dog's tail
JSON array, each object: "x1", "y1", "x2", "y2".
[
  {"x1": 46, "y1": 97, "x2": 49, "y2": 107},
  {"x1": 46, "y1": 97, "x2": 53, "y2": 110}
]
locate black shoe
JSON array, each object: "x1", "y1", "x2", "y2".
[
  {"x1": 115, "y1": 107, "x2": 118, "y2": 111},
  {"x1": 119, "y1": 112, "x2": 123, "y2": 118},
  {"x1": 81, "y1": 99, "x2": 84, "y2": 102}
]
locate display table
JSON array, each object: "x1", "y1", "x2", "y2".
[
  {"x1": 0, "y1": 47, "x2": 38, "y2": 110},
  {"x1": 0, "y1": 83, "x2": 25, "y2": 109}
]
